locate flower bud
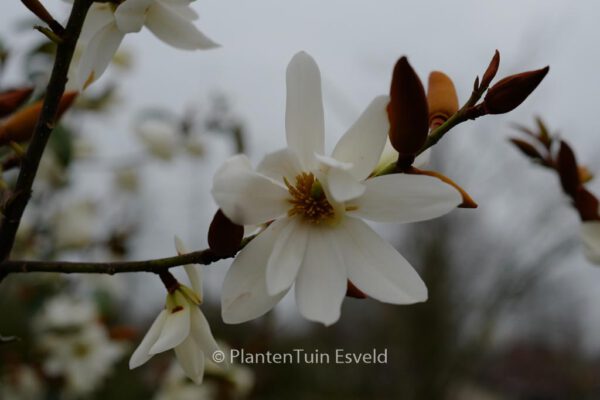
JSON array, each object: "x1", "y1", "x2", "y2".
[
  {"x1": 575, "y1": 188, "x2": 599, "y2": 222},
  {"x1": 579, "y1": 166, "x2": 593, "y2": 184},
  {"x1": 0, "y1": 88, "x2": 33, "y2": 118},
  {"x1": 479, "y1": 50, "x2": 500, "y2": 90},
  {"x1": 208, "y1": 209, "x2": 244, "y2": 257},
  {"x1": 557, "y1": 141, "x2": 580, "y2": 199},
  {"x1": 509, "y1": 138, "x2": 544, "y2": 162},
  {"x1": 427, "y1": 71, "x2": 459, "y2": 129},
  {"x1": 483, "y1": 66, "x2": 549, "y2": 114},
  {"x1": 0, "y1": 91, "x2": 77, "y2": 146},
  {"x1": 387, "y1": 57, "x2": 429, "y2": 159},
  {"x1": 346, "y1": 281, "x2": 367, "y2": 299}
]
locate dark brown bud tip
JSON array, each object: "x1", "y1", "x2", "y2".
[
  {"x1": 387, "y1": 56, "x2": 429, "y2": 157},
  {"x1": 483, "y1": 66, "x2": 549, "y2": 114},
  {"x1": 557, "y1": 141, "x2": 580, "y2": 199},
  {"x1": 208, "y1": 209, "x2": 244, "y2": 257},
  {"x1": 480, "y1": 50, "x2": 500, "y2": 90},
  {"x1": 575, "y1": 188, "x2": 600, "y2": 222},
  {"x1": 0, "y1": 88, "x2": 34, "y2": 118},
  {"x1": 346, "y1": 281, "x2": 367, "y2": 299},
  {"x1": 509, "y1": 138, "x2": 544, "y2": 161}
]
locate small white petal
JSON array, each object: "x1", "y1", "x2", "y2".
[
  {"x1": 286, "y1": 52, "x2": 325, "y2": 169},
  {"x1": 145, "y1": 2, "x2": 218, "y2": 50},
  {"x1": 114, "y1": 0, "x2": 154, "y2": 33},
  {"x1": 175, "y1": 236, "x2": 203, "y2": 297},
  {"x1": 338, "y1": 217, "x2": 427, "y2": 303},
  {"x1": 149, "y1": 304, "x2": 191, "y2": 354},
  {"x1": 350, "y1": 174, "x2": 461, "y2": 223},
  {"x1": 294, "y1": 227, "x2": 347, "y2": 326},
  {"x1": 174, "y1": 336, "x2": 204, "y2": 384},
  {"x1": 266, "y1": 218, "x2": 309, "y2": 295},
  {"x1": 80, "y1": 4, "x2": 115, "y2": 42},
  {"x1": 129, "y1": 310, "x2": 168, "y2": 369},
  {"x1": 212, "y1": 155, "x2": 290, "y2": 226},
  {"x1": 326, "y1": 166, "x2": 366, "y2": 203},
  {"x1": 581, "y1": 221, "x2": 600, "y2": 265},
  {"x1": 77, "y1": 22, "x2": 124, "y2": 90},
  {"x1": 222, "y1": 220, "x2": 289, "y2": 324},
  {"x1": 256, "y1": 148, "x2": 302, "y2": 183},
  {"x1": 190, "y1": 308, "x2": 224, "y2": 368},
  {"x1": 332, "y1": 95, "x2": 390, "y2": 180}
]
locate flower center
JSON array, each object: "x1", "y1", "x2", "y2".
[{"x1": 284, "y1": 172, "x2": 334, "y2": 223}]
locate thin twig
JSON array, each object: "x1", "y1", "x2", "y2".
[{"x1": 0, "y1": 0, "x2": 94, "y2": 262}]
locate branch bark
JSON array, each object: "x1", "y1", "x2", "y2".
[{"x1": 0, "y1": 0, "x2": 93, "y2": 262}]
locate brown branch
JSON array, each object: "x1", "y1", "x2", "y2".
[{"x1": 0, "y1": 0, "x2": 94, "y2": 262}]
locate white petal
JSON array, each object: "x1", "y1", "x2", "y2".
[
  {"x1": 338, "y1": 217, "x2": 427, "y2": 303},
  {"x1": 77, "y1": 22, "x2": 124, "y2": 90},
  {"x1": 349, "y1": 174, "x2": 461, "y2": 223},
  {"x1": 190, "y1": 308, "x2": 224, "y2": 368},
  {"x1": 175, "y1": 236, "x2": 203, "y2": 297},
  {"x1": 175, "y1": 336, "x2": 205, "y2": 384},
  {"x1": 158, "y1": 1, "x2": 199, "y2": 20},
  {"x1": 256, "y1": 148, "x2": 302, "y2": 183},
  {"x1": 314, "y1": 153, "x2": 353, "y2": 171},
  {"x1": 212, "y1": 155, "x2": 290, "y2": 225},
  {"x1": 114, "y1": 0, "x2": 154, "y2": 33},
  {"x1": 266, "y1": 218, "x2": 309, "y2": 295},
  {"x1": 332, "y1": 95, "x2": 390, "y2": 180},
  {"x1": 581, "y1": 221, "x2": 600, "y2": 265},
  {"x1": 294, "y1": 227, "x2": 347, "y2": 326},
  {"x1": 80, "y1": 4, "x2": 115, "y2": 42},
  {"x1": 221, "y1": 220, "x2": 288, "y2": 324},
  {"x1": 326, "y1": 166, "x2": 366, "y2": 203},
  {"x1": 286, "y1": 52, "x2": 325, "y2": 169},
  {"x1": 149, "y1": 304, "x2": 191, "y2": 354},
  {"x1": 145, "y1": 2, "x2": 218, "y2": 50},
  {"x1": 129, "y1": 310, "x2": 168, "y2": 369}
]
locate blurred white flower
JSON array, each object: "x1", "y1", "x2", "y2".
[
  {"x1": 204, "y1": 342, "x2": 254, "y2": 397},
  {"x1": 53, "y1": 201, "x2": 97, "y2": 249},
  {"x1": 0, "y1": 365, "x2": 43, "y2": 400},
  {"x1": 581, "y1": 219, "x2": 600, "y2": 264},
  {"x1": 154, "y1": 362, "x2": 217, "y2": 400},
  {"x1": 129, "y1": 238, "x2": 223, "y2": 384},
  {"x1": 212, "y1": 52, "x2": 462, "y2": 326},
  {"x1": 77, "y1": 0, "x2": 218, "y2": 89},
  {"x1": 35, "y1": 294, "x2": 97, "y2": 330},
  {"x1": 136, "y1": 118, "x2": 179, "y2": 161},
  {"x1": 35, "y1": 295, "x2": 125, "y2": 397}
]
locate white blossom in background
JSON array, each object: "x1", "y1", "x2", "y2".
[
  {"x1": 34, "y1": 295, "x2": 125, "y2": 397},
  {"x1": 212, "y1": 52, "x2": 462, "y2": 326},
  {"x1": 77, "y1": 0, "x2": 218, "y2": 89},
  {"x1": 129, "y1": 237, "x2": 224, "y2": 384},
  {"x1": 204, "y1": 342, "x2": 254, "y2": 397},
  {"x1": 0, "y1": 365, "x2": 43, "y2": 400},
  {"x1": 53, "y1": 201, "x2": 98, "y2": 249},
  {"x1": 136, "y1": 118, "x2": 179, "y2": 161},
  {"x1": 154, "y1": 363, "x2": 217, "y2": 400}
]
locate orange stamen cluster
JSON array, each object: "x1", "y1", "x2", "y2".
[{"x1": 284, "y1": 172, "x2": 334, "y2": 223}]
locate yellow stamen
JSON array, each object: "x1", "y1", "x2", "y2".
[{"x1": 284, "y1": 172, "x2": 334, "y2": 223}]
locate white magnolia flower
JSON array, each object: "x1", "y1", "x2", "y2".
[
  {"x1": 154, "y1": 362, "x2": 217, "y2": 400},
  {"x1": 77, "y1": 0, "x2": 218, "y2": 89},
  {"x1": 39, "y1": 323, "x2": 125, "y2": 397},
  {"x1": 581, "y1": 218, "x2": 600, "y2": 264},
  {"x1": 136, "y1": 118, "x2": 179, "y2": 161},
  {"x1": 212, "y1": 52, "x2": 462, "y2": 326},
  {"x1": 129, "y1": 237, "x2": 223, "y2": 384}
]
